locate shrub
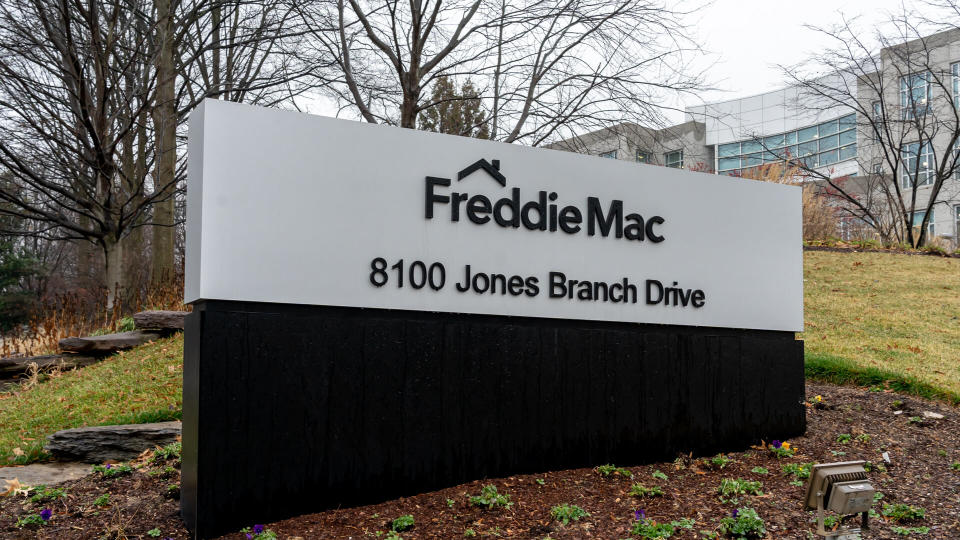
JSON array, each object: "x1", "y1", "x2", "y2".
[
  {"x1": 391, "y1": 514, "x2": 415, "y2": 532},
  {"x1": 469, "y1": 485, "x2": 512, "y2": 509},
  {"x1": 629, "y1": 483, "x2": 664, "y2": 498},
  {"x1": 718, "y1": 507, "x2": 766, "y2": 539},
  {"x1": 550, "y1": 504, "x2": 590, "y2": 525}
]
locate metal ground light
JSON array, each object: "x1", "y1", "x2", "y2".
[{"x1": 803, "y1": 460, "x2": 875, "y2": 539}]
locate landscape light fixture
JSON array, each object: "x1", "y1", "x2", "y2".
[{"x1": 803, "y1": 460, "x2": 874, "y2": 539}]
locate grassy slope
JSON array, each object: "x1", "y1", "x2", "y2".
[
  {"x1": 802, "y1": 250, "x2": 960, "y2": 401},
  {"x1": 0, "y1": 250, "x2": 957, "y2": 466},
  {"x1": 0, "y1": 336, "x2": 182, "y2": 465}
]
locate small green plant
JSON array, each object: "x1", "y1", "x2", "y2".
[
  {"x1": 631, "y1": 517, "x2": 674, "y2": 538},
  {"x1": 782, "y1": 463, "x2": 813, "y2": 480},
  {"x1": 16, "y1": 510, "x2": 51, "y2": 528},
  {"x1": 718, "y1": 507, "x2": 766, "y2": 539},
  {"x1": 147, "y1": 528, "x2": 162, "y2": 537},
  {"x1": 628, "y1": 483, "x2": 664, "y2": 498},
  {"x1": 706, "y1": 454, "x2": 732, "y2": 469},
  {"x1": 93, "y1": 463, "x2": 133, "y2": 478},
  {"x1": 464, "y1": 529, "x2": 476, "y2": 538},
  {"x1": 385, "y1": 532, "x2": 402, "y2": 540},
  {"x1": 789, "y1": 480, "x2": 803, "y2": 487},
  {"x1": 950, "y1": 462, "x2": 960, "y2": 471},
  {"x1": 152, "y1": 441, "x2": 182, "y2": 462},
  {"x1": 750, "y1": 467, "x2": 768, "y2": 475},
  {"x1": 240, "y1": 525, "x2": 278, "y2": 539},
  {"x1": 882, "y1": 503, "x2": 926, "y2": 521},
  {"x1": 830, "y1": 450, "x2": 847, "y2": 457},
  {"x1": 670, "y1": 517, "x2": 695, "y2": 530},
  {"x1": 717, "y1": 478, "x2": 763, "y2": 498},
  {"x1": 652, "y1": 470, "x2": 668, "y2": 481},
  {"x1": 856, "y1": 433, "x2": 871, "y2": 443},
  {"x1": 891, "y1": 526, "x2": 930, "y2": 536},
  {"x1": 446, "y1": 498, "x2": 455, "y2": 507},
  {"x1": 550, "y1": 503, "x2": 590, "y2": 525},
  {"x1": 767, "y1": 440, "x2": 795, "y2": 458},
  {"x1": 93, "y1": 493, "x2": 111, "y2": 507},
  {"x1": 836, "y1": 433, "x2": 852, "y2": 444},
  {"x1": 937, "y1": 449, "x2": 948, "y2": 457},
  {"x1": 29, "y1": 485, "x2": 66, "y2": 504},
  {"x1": 469, "y1": 484, "x2": 512, "y2": 509},
  {"x1": 535, "y1": 478, "x2": 545, "y2": 486},
  {"x1": 118, "y1": 316, "x2": 136, "y2": 332},
  {"x1": 391, "y1": 514, "x2": 415, "y2": 532},
  {"x1": 596, "y1": 464, "x2": 634, "y2": 478},
  {"x1": 908, "y1": 416, "x2": 923, "y2": 425},
  {"x1": 891, "y1": 400, "x2": 904, "y2": 410}
]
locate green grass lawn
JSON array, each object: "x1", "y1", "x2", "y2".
[
  {"x1": 0, "y1": 250, "x2": 956, "y2": 467},
  {"x1": 0, "y1": 336, "x2": 182, "y2": 465},
  {"x1": 802, "y1": 250, "x2": 960, "y2": 402}
]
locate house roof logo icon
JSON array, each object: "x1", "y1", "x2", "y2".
[{"x1": 457, "y1": 159, "x2": 506, "y2": 186}]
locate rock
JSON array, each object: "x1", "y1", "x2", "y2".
[
  {"x1": 133, "y1": 310, "x2": 189, "y2": 331},
  {"x1": 923, "y1": 411, "x2": 944, "y2": 419},
  {"x1": 882, "y1": 451, "x2": 891, "y2": 463},
  {"x1": 0, "y1": 354, "x2": 101, "y2": 377},
  {"x1": 0, "y1": 462, "x2": 91, "y2": 486},
  {"x1": 58, "y1": 330, "x2": 163, "y2": 355},
  {"x1": 893, "y1": 410, "x2": 903, "y2": 415},
  {"x1": 45, "y1": 421, "x2": 181, "y2": 462}
]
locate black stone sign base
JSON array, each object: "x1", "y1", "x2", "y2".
[{"x1": 182, "y1": 300, "x2": 804, "y2": 538}]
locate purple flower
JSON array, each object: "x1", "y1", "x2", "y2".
[
  {"x1": 40, "y1": 508, "x2": 52, "y2": 521},
  {"x1": 634, "y1": 509, "x2": 645, "y2": 521},
  {"x1": 771, "y1": 440, "x2": 782, "y2": 449},
  {"x1": 732, "y1": 509, "x2": 739, "y2": 518},
  {"x1": 245, "y1": 535, "x2": 253, "y2": 540},
  {"x1": 105, "y1": 464, "x2": 112, "y2": 469},
  {"x1": 253, "y1": 524, "x2": 265, "y2": 534}
]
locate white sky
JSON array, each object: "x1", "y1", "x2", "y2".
[{"x1": 668, "y1": 0, "x2": 929, "y2": 124}]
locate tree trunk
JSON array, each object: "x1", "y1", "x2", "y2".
[
  {"x1": 151, "y1": 0, "x2": 177, "y2": 286},
  {"x1": 103, "y1": 238, "x2": 124, "y2": 310}
]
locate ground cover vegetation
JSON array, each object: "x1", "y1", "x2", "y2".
[
  {"x1": 2, "y1": 382, "x2": 957, "y2": 538},
  {"x1": 802, "y1": 251, "x2": 960, "y2": 400}
]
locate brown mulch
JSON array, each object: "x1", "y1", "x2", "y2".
[{"x1": 2, "y1": 381, "x2": 959, "y2": 539}]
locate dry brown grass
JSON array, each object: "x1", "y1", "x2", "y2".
[
  {"x1": 738, "y1": 162, "x2": 837, "y2": 240},
  {"x1": 0, "y1": 277, "x2": 188, "y2": 357}
]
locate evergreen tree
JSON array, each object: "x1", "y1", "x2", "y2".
[
  {"x1": 418, "y1": 77, "x2": 490, "y2": 139},
  {"x1": 0, "y1": 240, "x2": 38, "y2": 331}
]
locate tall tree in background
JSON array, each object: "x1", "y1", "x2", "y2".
[
  {"x1": 152, "y1": 0, "x2": 178, "y2": 285},
  {"x1": 781, "y1": 9, "x2": 960, "y2": 247},
  {"x1": 299, "y1": 0, "x2": 704, "y2": 145},
  {"x1": 418, "y1": 77, "x2": 489, "y2": 138}
]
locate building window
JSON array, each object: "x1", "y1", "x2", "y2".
[
  {"x1": 911, "y1": 208, "x2": 935, "y2": 237},
  {"x1": 955, "y1": 205, "x2": 960, "y2": 240},
  {"x1": 636, "y1": 150, "x2": 653, "y2": 163},
  {"x1": 901, "y1": 72, "x2": 931, "y2": 119},
  {"x1": 901, "y1": 141, "x2": 935, "y2": 188},
  {"x1": 665, "y1": 150, "x2": 683, "y2": 168},
  {"x1": 714, "y1": 113, "x2": 856, "y2": 175},
  {"x1": 953, "y1": 63, "x2": 960, "y2": 108},
  {"x1": 599, "y1": 150, "x2": 617, "y2": 159}
]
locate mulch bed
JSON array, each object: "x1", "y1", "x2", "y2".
[{"x1": 2, "y1": 381, "x2": 959, "y2": 539}]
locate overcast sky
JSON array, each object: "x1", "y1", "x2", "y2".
[{"x1": 669, "y1": 0, "x2": 930, "y2": 123}]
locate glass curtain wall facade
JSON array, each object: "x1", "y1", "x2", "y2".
[{"x1": 716, "y1": 114, "x2": 857, "y2": 176}]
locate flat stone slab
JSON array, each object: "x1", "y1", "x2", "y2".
[
  {"x1": 45, "y1": 421, "x2": 181, "y2": 462},
  {"x1": 133, "y1": 310, "x2": 189, "y2": 331},
  {"x1": 0, "y1": 353, "x2": 100, "y2": 377},
  {"x1": 58, "y1": 330, "x2": 163, "y2": 355},
  {"x1": 0, "y1": 462, "x2": 91, "y2": 487}
]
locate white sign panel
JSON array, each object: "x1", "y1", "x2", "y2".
[{"x1": 186, "y1": 100, "x2": 803, "y2": 332}]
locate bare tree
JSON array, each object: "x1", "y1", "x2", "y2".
[
  {"x1": 0, "y1": 0, "x2": 163, "y2": 306},
  {"x1": 780, "y1": 12, "x2": 960, "y2": 247},
  {"x1": 298, "y1": 0, "x2": 706, "y2": 145}
]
